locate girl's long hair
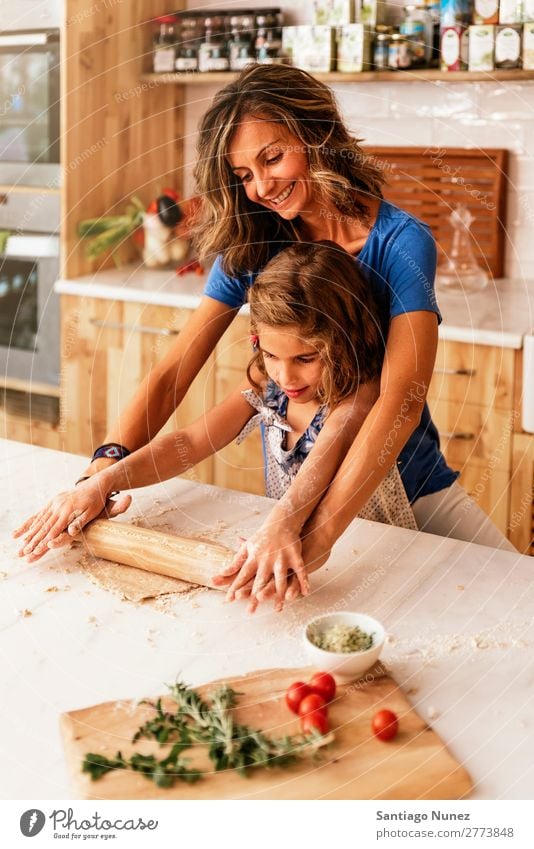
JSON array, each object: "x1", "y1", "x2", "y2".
[
  {"x1": 192, "y1": 64, "x2": 385, "y2": 276},
  {"x1": 247, "y1": 241, "x2": 388, "y2": 408}
]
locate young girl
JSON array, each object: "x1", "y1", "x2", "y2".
[{"x1": 16, "y1": 242, "x2": 415, "y2": 610}]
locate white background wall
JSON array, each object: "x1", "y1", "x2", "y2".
[{"x1": 182, "y1": 2, "x2": 534, "y2": 280}]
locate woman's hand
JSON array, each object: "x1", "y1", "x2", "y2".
[
  {"x1": 12, "y1": 480, "x2": 132, "y2": 562},
  {"x1": 213, "y1": 524, "x2": 310, "y2": 613}
]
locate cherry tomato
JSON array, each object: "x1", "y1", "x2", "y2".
[
  {"x1": 301, "y1": 711, "x2": 329, "y2": 736},
  {"x1": 372, "y1": 709, "x2": 399, "y2": 742},
  {"x1": 298, "y1": 693, "x2": 327, "y2": 718},
  {"x1": 285, "y1": 681, "x2": 313, "y2": 715},
  {"x1": 310, "y1": 672, "x2": 336, "y2": 703}
]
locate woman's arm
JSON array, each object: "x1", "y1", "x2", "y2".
[
  {"x1": 299, "y1": 310, "x2": 438, "y2": 574},
  {"x1": 15, "y1": 380, "x2": 256, "y2": 560},
  {"x1": 83, "y1": 296, "x2": 237, "y2": 475},
  {"x1": 215, "y1": 380, "x2": 380, "y2": 610}
]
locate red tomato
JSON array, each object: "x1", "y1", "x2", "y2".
[
  {"x1": 298, "y1": 693, "x2": 327, "y2": 718},
  {"x1": 372, "y1": 709, "x2": 399, "y2": 741},
  {"x1": 301, "y1": 711, "x2": 329, "y2": 736},
  {"x1": 310, "y1": 672, "x2": 336, "y2": 703},
  {"x1": 285, "y1": 681, "x2": 313, "y2": 715}
]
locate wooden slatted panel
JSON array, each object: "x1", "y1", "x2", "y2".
[{"x1": 365, "y1": 147, "x2": 508, "y2": 278}]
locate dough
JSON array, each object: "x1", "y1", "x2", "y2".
[{"x1": 80, "y1": 555, "x2": 197, "y2": 603}]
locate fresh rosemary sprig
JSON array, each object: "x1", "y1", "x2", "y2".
[{"x1": 82, "y1": 679, "x2": 330, "y2": 788}]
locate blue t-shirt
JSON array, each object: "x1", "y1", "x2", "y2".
[{"x1": 204, "y1": 199, "x2": 458, "y2": 502}]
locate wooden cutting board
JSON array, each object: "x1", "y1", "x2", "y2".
[{"x1": 60, "y1": 666, "x2": 472, "y2": 800}]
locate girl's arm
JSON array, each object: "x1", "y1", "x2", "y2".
[
  {"x1": 214, "y1": 380, "x2": 380, "y2": 610},
  {"x1": 81, "y1": 297, "x2": 237, "y2": 476},
  {"x1": 218, "y1": 311, "x2": 437, "y2": 608},
  {"x1": 15, "y1": 380, "x2": 256, "y2": 560}
]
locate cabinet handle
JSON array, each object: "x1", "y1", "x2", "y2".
[
  {"x1": 90, "y1": 318, "x2": 180, "y2": 337},
  {"x1": 440, "y1": 431, "x2": 475, "y2": 441},
  {"x1": 434, "y1": 368, "x2": 477, "y2": 377}
]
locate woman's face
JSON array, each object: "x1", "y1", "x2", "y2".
[
  {"x1": 227, "y1": 117, "x2": 313, "y2": 220},
  {"x1": 257, "y1": 323, "x2": 324, "y2": 404}
]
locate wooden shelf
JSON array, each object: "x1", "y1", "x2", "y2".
[{"x1": 141, "y1": 68, "x2": 534, "y2": 85}]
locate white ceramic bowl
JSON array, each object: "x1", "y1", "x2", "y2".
[{"x1": 303, "y1": 611, "x2": 385, "y2": 683}]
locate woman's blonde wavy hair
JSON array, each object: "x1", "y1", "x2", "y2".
[
  {"x1": 192, "y1": 64, "x2": 386, "y2": 276},
  {"x1": 247, "y1": 241, "x2": 387, "y2": 408}
]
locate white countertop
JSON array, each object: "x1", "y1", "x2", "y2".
[
  {"x1": 1, "y1": 437, "x2": 533, "y2": 800},
  {"x1": 55, "y1": 264, "x2": 534, "y2": 348}
]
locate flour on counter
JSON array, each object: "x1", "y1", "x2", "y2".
[{"x1": 387, "y1": 618, "x2": 532, "y2": 666}]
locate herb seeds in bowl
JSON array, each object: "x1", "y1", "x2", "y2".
[{"x1": 303, "y1": 612, "x2": 385, "y2": 683}]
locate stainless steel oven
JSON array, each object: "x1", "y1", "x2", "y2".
[
  {"x1": 0, "y1": 2, "x2": 61, "y2": 188},
  {"x1": 0, "y1": 229, "x2": 59, "y2": 386}
]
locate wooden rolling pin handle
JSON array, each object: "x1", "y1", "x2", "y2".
[{"x1": 80, "y1": 519, "x2": 235, "y2": 590}]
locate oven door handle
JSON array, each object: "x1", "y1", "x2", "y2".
[
  {"x1": 89, "y1": 318, "x2": 180, "y2": 337},
  {"x1": 0, "y1": 33, "x2": 50, "y2": 47}
]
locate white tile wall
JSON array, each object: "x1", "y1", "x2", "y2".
[{"x1": 181, "y1": 3, "x2": 534, "y2": 278}]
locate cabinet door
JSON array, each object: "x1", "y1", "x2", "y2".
[
  {"x1": 509, "y1": 433, "x2": 534, "y2": 555},
  {"x1": 61, "y1": 296, "x2": 214, "y2": 482},
  {"x1": 427, "y1": 339, "x2": 517, "y2": 541}
]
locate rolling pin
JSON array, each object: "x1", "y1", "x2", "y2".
[{"x1": 80, "y1": 519, "x2": 234, "y2": 590}]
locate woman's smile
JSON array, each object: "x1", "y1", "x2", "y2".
[
  {"x1": 267, "y1": 181, "x2": 295, "y2": 207},
  {"x1": 228, "y1": 118, "x2": 312, "y2": 219}
]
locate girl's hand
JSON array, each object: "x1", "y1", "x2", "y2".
[
  {"x1": 213, "y1": 526, "x2": 310, "y2": 612},
  {"x1": 12, "y1": 482, "x2": 132, "y2": 562}
]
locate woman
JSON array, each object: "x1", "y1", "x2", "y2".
[{"x1": 15, "y1": 65, "x2": 514, "y2": 604}]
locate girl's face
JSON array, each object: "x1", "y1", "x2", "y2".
[
  {"x1": 227, "y1": 117, "x2": 313, "y2": 220},
  {"x1": 257, "y1": 323, "x2": 324, "y2": 404}
]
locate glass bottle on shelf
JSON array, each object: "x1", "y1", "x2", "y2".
[
  {"x1": 228, "y1": 10, "x2": 255, "y2": 71},
  {"x1": 399, "y1": 5, "x2": 428, "y2": 67},
  {"x1": 176, "y1": 12, "x2": 203, "y2": 73},
  {"x1": 198, "y1": 13, "x2": 229, "y2": 72},
  {"x1": 153, "y1": 15, "x2": 178, "y2": 73},
  {"x1": 436, "y1": 204, "x2": 489, "y2": 292},
  {"x1": 255, "y1": 8, "x2": 283, "y2": 63}
]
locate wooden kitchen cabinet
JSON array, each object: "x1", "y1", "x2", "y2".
[
  {"x1": 509, "y1": 433, "x2": 534, "y2": 555},
  {"x1": 60, "y1": 294, "x2": 214, "y2": 483},
  {"x1": 427, "y1": 339, "x2": 518, "y2": 538}
]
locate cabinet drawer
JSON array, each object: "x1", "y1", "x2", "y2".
[
  {"x1": 215, "y1": 315, "x2": 252, "y2": 370},
  {"x1": 212, "y1": 368, "x2": 264, "y2": 496},
  {"x1": 428, "y1": 341, "x2": 514, "y2": 411},
  {"x1": 429, "y1": 398, "x2": 514, "y2": 472}
]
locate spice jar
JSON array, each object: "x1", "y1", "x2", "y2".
[
  {"x1": 153, "y1": 14, "x2": 178, "y2": 73},
  {"x1": 254, "y1": 9, "x2": 283, "y2": 63},
  {"x1": 373, "y1": 27, "x2": 393, "y2": 69},
  {"x1": 228, "y1": 10, "x2": 255, "y2": 71},
  {"x1": 399, "y1": 5, "x2": 427, "y2": 67},
  {"x1": 388, "y1": 33, "x2": 411, "y2": 69},
  {"x1": 175, "y1": 12, "x2": 203, "y2": 73},
  {"x1": 198, "y1": 13, "x2": 229, "y2": 72}
]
